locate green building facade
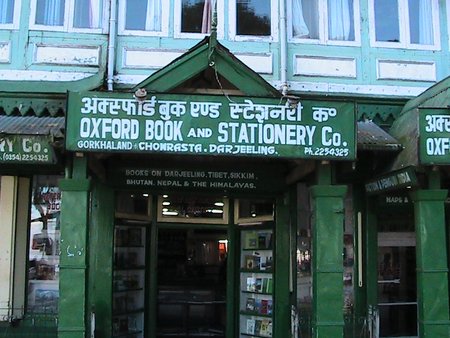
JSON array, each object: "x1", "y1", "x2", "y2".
[{"x1": 1, "y1": 1, "x2": 450, "y2": 337}]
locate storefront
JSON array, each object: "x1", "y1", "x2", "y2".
[
  {"x1": 0, "y1": 112, "x2": 65, "y2": 336},
  {"x1": 2, "y1": 35, "x2": 450, "y2": 338},
  {"x1": 58, "y1": 36, "x2": 358, "y2": 338}
]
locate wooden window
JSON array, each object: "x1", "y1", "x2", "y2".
[
  {"x1": 369, "y1": 0, "x2": 440, "y2": 50},
  {"x1": 174, "y1": 0, "x2": 224, "y2": 39},
  {"x1": 30, "y1": 0, "x2": 106, "y2": 33},
  {"x1": 288, "y1": 0, "x2": 360, "y2": 46},
  {"x1": 229, "y1": 0, "x2": 278, "y2": 41},
  {"x1": 118, "y1": 0, "x2": 169, "y2": 36},
  {"x1": 0, "y1": 0, "x2": 20, "y2": 29}
]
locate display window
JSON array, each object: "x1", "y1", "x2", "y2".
[{"x1": 27, "y1": 175, "x2": 62, "y2": 313}]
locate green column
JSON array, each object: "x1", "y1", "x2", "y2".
[
  {"x1": 274, "y1": 195, "x2": 291, "y2": 338},
  {"x1": 411, "y1": 189, "x2": 450, "y2": 337},
  {"x1": 310, "y1": 185, "x2": 347, "y2": 338},
  {"x1": 58, "y1": 156, "x2": 91, "y2": 338}
]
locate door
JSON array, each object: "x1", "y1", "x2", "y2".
[
  {"x1": 377, "y1": 232, "x2": 417, "y2": 337},
  {"x1": 156, "y1": 228, "x2": 228, "y2": 338}
]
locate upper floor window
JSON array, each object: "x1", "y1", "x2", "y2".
[
  {"x1": 370, "y1": 0, "x2": 440, "y2": 49},
  {"x1": 174, "y1": 0, "x2": 224, "y2": 39},
  {"x1": 229, "y1": 0, "x2": 278, "y2": 41},
  {"x1": 118, "y1": 0, "x2": 169, "y2": 36},
  {"x1": 0, "y1": 0, "x2": 19, "y2": 28},
  {"x1": 30, "y1": 0, "x2": 105, "y2": 32},
  {"x1": 289, "y1": 0, "x2": 360, "y2": 45}
]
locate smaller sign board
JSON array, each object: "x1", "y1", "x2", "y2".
[
  {"x1": 419, "y1": 108, "x2": 450, "y2": 165},
  {"x1": 0, "y1": 135, "x2": 55, "y2": 164},
  {"x1": 109, "y1": 167, "x2": 286, "y2": 193},
  {"x1": 365, "y1": 167, "x2": 417, "y2": 194}
]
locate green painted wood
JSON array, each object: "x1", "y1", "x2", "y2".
[
  {"x1": 58, "y1": 156, "x2": 90, "y2": 338},
  {"x1": 365, "y1": 197, "x2": 378, "y2": 310},
  {"x1": 226, "y1": 200, "x2": 236, "y2": 338},
  {"x1": 310, "y1": 185, "x2": 347, "y2": 338},
  {"x1": 88, "y1": 182, "x2": 114, "y2": 338},
  {"x1": 135, "y1": 43, "x2": 210, "y2": 93},
  {"x1": 213, "y1": 48, "x2": 281, "y2": 98},
  {"x1": 411, "y1": 189, "x2": 450, "y2": 337},
  {"x1": 133, "y1": 36, "x2": 281, "y2": 98},
  {"x1": 274, "y1": 195, "x2": 291, "y2": 338},
  {"x1": 148, "y1": 198, "x2": 159, "y2": 338}
]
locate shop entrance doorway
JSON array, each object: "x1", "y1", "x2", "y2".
[
  {"x1": 377, "y1": 232, "x2": 417, "y2": 337},
  {"x1": 156, "y1": 228, "x2": 228, "y2": 338}
]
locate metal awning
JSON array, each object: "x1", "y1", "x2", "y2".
[
  {"x1": 357, "y1": 120, "x2": 402, "y2": 152},
  {"x1": 0, "y1": 115, "x2": 65, "y2": 138}
]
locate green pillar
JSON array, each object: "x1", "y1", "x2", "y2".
[
  {"x1": 310, "y1": 185, "x2": 347, "y2": 338},
  {"x1": 274, "y1": 195, "x2": 291, "y2": 338},
  {"x1": 58, "y1": 156, "x2": 91, "y2": 338},
  {"x1": 411, "y1": 189, "x2": 450, "y2": 337}
]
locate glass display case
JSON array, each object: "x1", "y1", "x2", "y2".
[
  {"x1": 239, "y1": 226, "x2": 274, "y2": 338},
  {"x1": 113, "y1": 219, "x2": 147, "y2": 338}
]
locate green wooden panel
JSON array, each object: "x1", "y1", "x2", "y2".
[
  {"x1": 411, "y1": 189, "x2": 450, "y2": 337},
  {"x1": 311, "y1": 185, "x2": 347, "y2": 338},
  {"x1": 274, "y1": 195, "x2": 290, "y2": 338},
  {"x1": 66, "y1": 91, "x2": 356, "y2": 160},
  {"x1": 88, "y1": 182, "x2": 114, "y2": 338}
]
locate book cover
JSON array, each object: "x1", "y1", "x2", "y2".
[
  {"x1": 246, "y1": 277, "x2": 256, "y2": 292},
  {"x1": 254, "y1": 319, "x2": 262, "y2": 335},
  {"x1": 253, "y1": 255, "x2": 261, "y2": 270},
  {"x1": 260, "y1": 319, "x2": 269, "y2": 335},
  {"x1": 255, "y1": 278, "x2": 263, "y2": 292},
  {"x1": 267, "y1": 299, "x2": 273, "y2": 315},
  {"x1": 267, "y1": 320, "x2": 273, "y2": 337},
  {"x1": 245, "y1": 231, "x2": 258, "y2": 249},
  {"x1": 260, "y1": 299, "x2": 268, "y2": 314},
  {"x1": 258, "y1": 233, "x2": 268, "y2": 248},
  {"x1": 265, "y1": 278, "x2": 273, "y2": 293},
  {"x1": 245, "y1": 255, "x2": 255, "y2": 269},
  {"x1": 246, "y1": 319, "x2": 256, "y2": 335},
  {"x1": 245, "y1": 297, "x2": 255, "y2": 312},
  {"x1": 254, "y1": 298, "x2": 262, "y2": 313}
]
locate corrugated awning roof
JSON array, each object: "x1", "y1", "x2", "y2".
[
  {"x1": 0, "y1": 115, "x2": 65, "y2": 138},
  {"x1": 357, "y1": 120, "x2": 403, "y2": 151}
]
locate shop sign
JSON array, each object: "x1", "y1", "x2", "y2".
[
  {"x1": 109, "y1": 167, "x2": 286, "y2": 193},
  {"x1": 419, "y1": 108, "x2": 450, "y2": 164},
  {"x1": 0, "y1": 135, "x2": 55, "y2": 164},
  {"x1": 365, "y1": 167, "x2": 417, "y2": 194},
  {"x1": 66, "y1": 91, "x2": 356, "y2": 160},
  {"x1": 378, "y1": 194, "x2": 411, "y2": 206}
]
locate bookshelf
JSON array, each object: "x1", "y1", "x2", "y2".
[
  {"x1": 112, "y1": 219, "x2": 147, "y2": 338},
  {"x1": 239, "y1": 227, "x2": 274, "y2": 338}
]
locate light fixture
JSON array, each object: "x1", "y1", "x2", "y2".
[
  {"x1": 134, "y1": 88, "x2": 147, "y2": 102},
  {"x1": 142, "y1": 193, "x2": 149, "y2": 197},
  {"x1": 162, "y1": 201, "x2": 171, "y2": 206},
  {"x1": 283, "y1": 94, "x2": 300, "y2": 108},
  {"x1": 163, "y1": 211, "x2": 178, "y2": 216},
  {"x1": 214, "y1": 202, "x2": 224, "y2": 207}
]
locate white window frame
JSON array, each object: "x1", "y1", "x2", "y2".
[
  {"x1": 0, "y1": 0, "x2": 21, "y2": 30},
  {"x1": 228, "y1": 0, "x2": 278, "y2": 42},
  {"x1": 118, "y1": 0, "x2": 169, "y2": 37},
  {"x1": 369, "y1": 0, "x2": 441, "y2": 50},
  {"x1": 174, "y1": 0, "x2": 225, "y2": 39},
  {"x1": 287, "y1": 0, "x2": 361, "y2": 46},
  {"x1": 29, "y1": 0, "x2": 108, "y2": 33}
]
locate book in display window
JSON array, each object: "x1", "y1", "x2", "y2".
[{"x1": 239, "y1": 226, "x2": 274, "y2": 338}]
